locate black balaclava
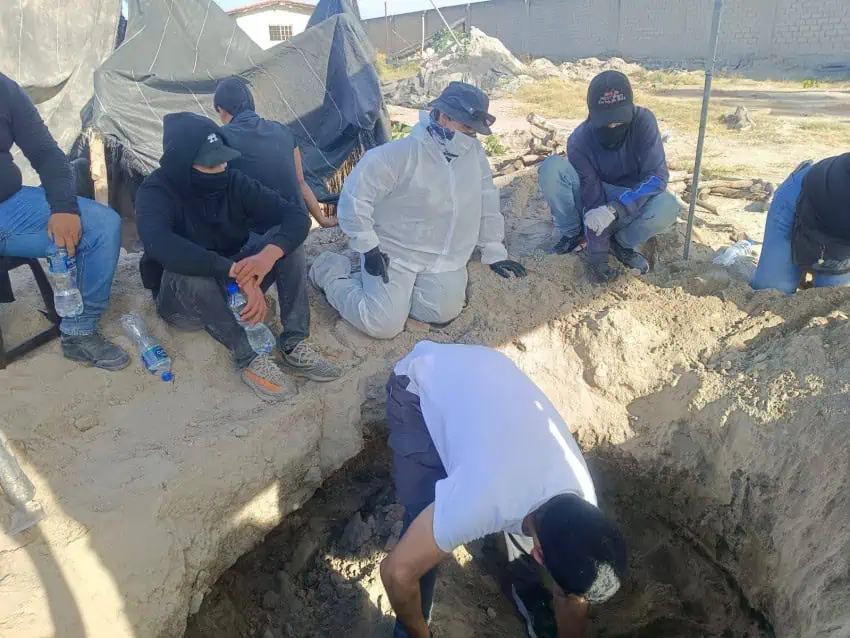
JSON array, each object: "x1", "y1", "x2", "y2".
[
  {"x1": 190, "y1": 168, "x2": 229, "y2": 200},
  {"x1": 594, "y1": 122, "x2": 630, "y2": 150}
]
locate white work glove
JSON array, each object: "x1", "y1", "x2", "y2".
[{"x1": 584, "y1": 204, "x2": 617, "y2": 234}]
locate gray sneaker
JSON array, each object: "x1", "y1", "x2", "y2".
[
  {"x1": 241, "y1": 354, "x2": 297, "y2": 402},
  {"x1": 280, "y1": 341, "x2": 342, "y2": 382},
  {"x1": 61, "y1": 333, "x2": 130, "y2": 371}
]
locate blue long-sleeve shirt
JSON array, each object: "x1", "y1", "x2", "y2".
[{"x1": 567, "y1": 106, "x2": 668, "y2": 225}]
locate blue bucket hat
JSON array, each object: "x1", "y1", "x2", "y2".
[{"x1": 428, "y1": 81, "x2": 496, "y2": 135}]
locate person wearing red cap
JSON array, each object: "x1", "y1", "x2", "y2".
[{"x1": 539, "y1": 71, "x2": 680, "y2": 282}]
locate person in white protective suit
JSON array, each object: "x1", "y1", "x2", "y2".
[{"x1": 310, "y1": 82, "x2": 527, "y2": 340}]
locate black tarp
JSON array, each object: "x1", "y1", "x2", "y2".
[
  {"x1": 91, "y1": 0, "x2": 389, "y2": 204},
  {"x1": 0, "y1": 0, "x2": 120, "y2": 185}
]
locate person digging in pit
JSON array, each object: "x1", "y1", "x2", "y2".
[
  {"x1": 381, "y1": 340, "x2": 627, "y2": 638},
  {"x1": 538, "y1": 70, "x2": 680, "y2": 283},
  {"x1": 752, "y1": 153, "x2": 850, "y2": 293},
  {"x1": 309, "y1": 82, "x2": 526, "y2": 341},
  {"x1": 135, "y1": 112, "x2": 335, "y2": 401}
]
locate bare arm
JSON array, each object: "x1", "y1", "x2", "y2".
[
  {"x1": 294, "y1": 147, "x2": 337, "y2": 228},
  {"x1": 380, "y1": 504, "x2": 448, "y2": 638},
  {"x1": 553, "y1": 587, "x2": 590, "y2": 638}
]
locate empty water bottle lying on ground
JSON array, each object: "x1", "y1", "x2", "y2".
[
  {"x1": 46, "y1": 244, "x2": 83, "y2": 317},
  {"x1": 121, "y1": 313, "x2": 174, "y2": 381},
  {"x1": 0, "y1": 432, "x2": 45, "y2": 536},
  {"x1": 227, "y1": 283, "x2": 276, "y2": 355},
  {"x1": 713, "y1": 240, "x2": 758, "y2": 282}
]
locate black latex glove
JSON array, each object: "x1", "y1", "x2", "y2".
[
  {"x1": 490, "y1": 260, "x2": 527, "y2": 279},
  {"x1": 363, "y1": 246, "x2": 390, "y2": 283}
]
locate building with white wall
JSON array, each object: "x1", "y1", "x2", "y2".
[{"x1": 227, "y1": 0, "x2": 316, "y2": 50}]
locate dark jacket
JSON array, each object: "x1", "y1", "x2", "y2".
[
  {"x1": 567, "y1": 106, "x2": 668, "y2": 223},
  {"x1": 135, "y1": 112, "x2": 310, "y2": 293},
  {"x1": 223, "y1": 110, "x2": 304, "y2": 208},
  {"x1": 793, "y1": 153, "x2": 850, "y2": 269},
  {"x1": 0, "y1": 72, "x2": 79, "y2": 214}
]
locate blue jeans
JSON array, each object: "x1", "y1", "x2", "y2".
[
  {"x1": 0, "y1": 186, "x2": 121, "y2": 335},
  {"x1": 752, "y1": 165, "x2": 850, "y2": 294},
  {"x1": 538, "y1": 155, "x2": 679, "y2": 248}
]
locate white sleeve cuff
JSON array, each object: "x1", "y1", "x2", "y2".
[{"x1": 480, "y1": 242, "x2": 508, "y2": 265}]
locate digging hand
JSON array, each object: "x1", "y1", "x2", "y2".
[
  {"x1": 363, "y1": 246, "x2": 390, "y2": 283},
  {"x1": 584, "y1": 204, "x2": 617, "y2": 234}
]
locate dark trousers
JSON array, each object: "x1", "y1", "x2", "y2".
[
  {"x1": 386, "y1": 372, "x2": 447, "y2": 638},
  {"x1": 156, "y1": 228, "x2": 309, "y2": 368}
]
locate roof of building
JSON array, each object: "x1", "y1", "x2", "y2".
[{"x1": 226, "y1": 0, "x2": 316, "y2": 18}]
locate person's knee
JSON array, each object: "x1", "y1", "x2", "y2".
[
  {"x1": 538, "y1": 156, "x2": 578, "y2": 195},
  {"x1": 651, "y1": 191, "x2": 681, "y2": 227},
  {"x1": 361, "y1": 311, "x2": 407, "y2": 340},
  {"x1": 163, "y1": 272, "x2": 222, "y2": 297},
  {"x1": 79, "y1": 198, "x2": 121, "y2": 244},
  {"x1": 428, "y1": 292, "x2": 464, "y2": 324}
]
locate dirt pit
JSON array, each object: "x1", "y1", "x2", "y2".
[{"x1": 186, "y1": 435, "x2": 774, "y2": 638}]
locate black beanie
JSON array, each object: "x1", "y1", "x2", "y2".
[
  {"x1": 213, "y1": 77, "x2": 255, "y2": 117},
  {"x1": 535, "y1": 493, "x2": 627, "y2": 602}
]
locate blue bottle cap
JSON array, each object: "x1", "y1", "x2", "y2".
[
  {"x1": 161, "y1": 371, "x2": 174, "y2": 382},
  {"x1": 226, "y1": 282, "x2": 239, "y2": 294}
]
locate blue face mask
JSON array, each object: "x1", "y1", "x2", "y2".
[{"x1": 427, "y1": 109, "x2": 456, "y2": 142}]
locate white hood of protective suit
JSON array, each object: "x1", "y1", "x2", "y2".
[{"x1": 335, "y1": 111, "x2": 507, "y2": 273}]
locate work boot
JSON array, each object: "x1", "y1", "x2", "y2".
[
  {"x1": 587, "y1": 257, "x2": 619, "y2": 284},
  {"x1": 550, "y1": 233, "x2": 585, "y2": 255},
  {"x1": 280, "y1": 341, "x2": 342, "y2": 383},
  {"x1": 241, "y1": 354, "x2": 297, "y2": 402},
  {"x1": 610, "y1": 238, "x2": 649, "y2": 274},
  {"x1": 61, "y1": 332, "x2": 130, "y2": 371}
]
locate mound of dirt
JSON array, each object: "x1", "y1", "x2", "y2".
[{"x1": 382, "y1": 27, "x2": 531, "y2": 107}]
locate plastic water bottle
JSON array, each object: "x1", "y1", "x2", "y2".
[
  {"x1": 712, "y1": 240, "x2": 755, "y2": 267},
  {"x1": 46, "y1": 245, "x2": 84, "y2": 318},
  {"x1": 227, "y1": 283, "x2": 275, "y2": 355},
  {"x1": 120, "y1": 313, "x2": 174, "y2": 382}
]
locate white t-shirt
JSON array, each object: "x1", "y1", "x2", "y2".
[{"x1": 393, "y1": 341, "x2": 597, "y2": 553}]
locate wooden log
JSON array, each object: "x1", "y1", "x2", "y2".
[
  {"x1": 529, "y1": 127, "x2": 553, "y2": 143},
  {"x1": 521, "y1": 154, "x2": 542, "y2": 166},
  {"x1": 696, "y1": 197, "x2": 718, "y2": 215},
  {"x1": 530, "y1": 140, "x2": 557, "y2": 155},
  {"x1": 88, "y1": 131, "x2": 109, "y2": 205},
  {"x1": 710, "y1": 187, "x2": 763, "y2": 200},
  {"x1": 527, "y1": 112, "x2": 557, "y2": 133}
]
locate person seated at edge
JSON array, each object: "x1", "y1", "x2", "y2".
[
  {"x1": 381, "y1": 340, "x2": 627, "y2": 638},
  {"x1": 0, "y1": 72, "x2": 128, "y2": 369},
  {"x1": 538, "y1": 70, "x2": 680, "y2": 282},
  {"x1": 752, "y1": 153, "x2": 850, "y2": 293},
  {"x1": 309, "y1": 81, "x2": 526, "y2": 341},
  {"x1": 135, "y1": 112, "x2": 313, "y2": 401},
  {"x1": 212, "y1": 77, "x2": 340, "y2": 382}
]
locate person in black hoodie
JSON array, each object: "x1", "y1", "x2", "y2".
[
  {"x1": 752, "y1": 153, "x2": 850, "y2": 294},
  {"x1": 0, "y1": 72, "x2": 128, "y2": 370},
  {"x1": 135, "y1": 112, "x2": 312, "y2": 401}
]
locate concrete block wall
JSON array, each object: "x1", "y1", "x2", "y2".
[{"x1": 363, "y1": 0, "x2": 850, "y2": 65}]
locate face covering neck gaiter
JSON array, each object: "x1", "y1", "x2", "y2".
[
  {"x1": 594, "y1": 123, "x2": 630, "y2": 150},
  {"x1": 427, "y1": 110, "x2": 475, "y2": 161},
  {"x1": 190, "y1": 168, "x2": 229, "y2": 200}
]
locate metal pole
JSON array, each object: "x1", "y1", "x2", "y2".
[
  {"x1": 421, "y1": 11, "x2": 426, "y2": 56},
  {"x1": 428, "y1": 0, "x2": 463, "y2": 47},
  {"x1": 384, "y1": 1, "x2": 389, "y2": 54},
  {"x1": 683, "y1": 0, "x2": 724, "y2": 260}
]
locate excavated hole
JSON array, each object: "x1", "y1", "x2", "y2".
[{"x1": 187, "y1": 425, "x2": 776, "y2": 638}]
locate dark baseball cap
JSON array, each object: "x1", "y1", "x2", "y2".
[
  {"x1": 587, "y1": 70, "x2": 635, "y2": 127},
  {"x1": 535, "y1": 493, "x2": 627, "y2": 603},
  {"x1": 428, "y1": 81, "x2": 496, "y2": 135},
  {"x1": 193, "y1": 131, "x2": 241, "y2": 167},
  {"x1": 214, "y1": 77, "x2": 256, "y2": 116}
]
